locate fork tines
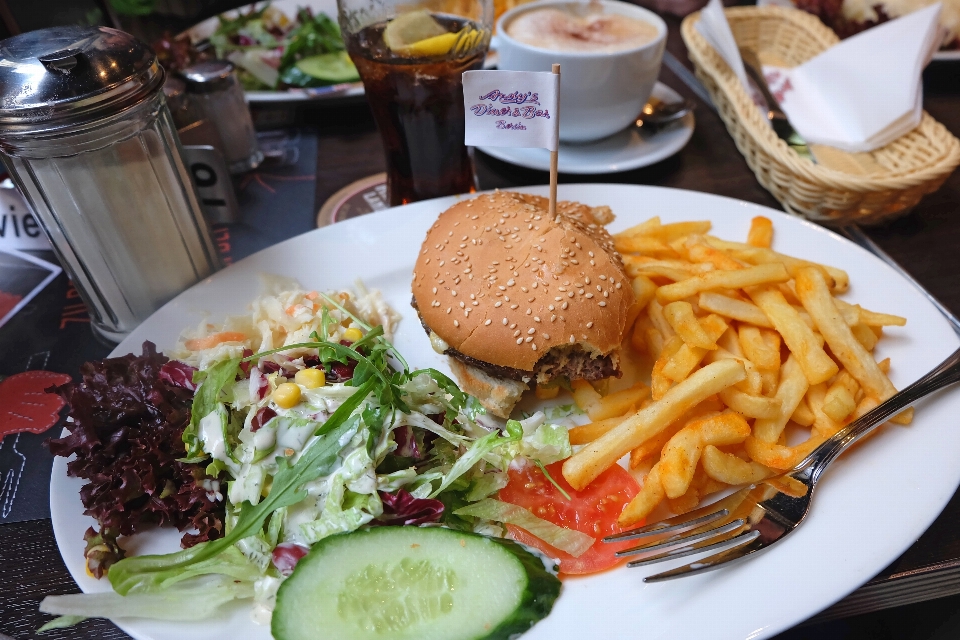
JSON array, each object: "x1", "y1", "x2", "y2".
[
  {"x1": 604, "y1": 509, "x2": 732, "y2": 544},
  {"x1": 616, "y1": 518, "x2": 747, "y2": 561}
]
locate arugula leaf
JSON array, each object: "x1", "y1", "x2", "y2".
[
  {"x1": 319, "y1": 292, "x2": 409, "y2": 372},
  {"x1": 319, "y1": 306, "x2": 334, "y2": 342},
  {"x1": 350, "y1": 324, "x2": 384, "y2": 351},
  {"x1": 362, "y1": 404, "x2": 387, "y2": 454},
  {"x1": 109, "y1": 378, "x2": 376, "y2": 595},
  {"x1": 533, "y1": 459, "x2": 571, "y2": 501},
  {"x1": 182, "y1": 358, "x2": 241, "y2": 461},
  {"x1": 420, "y1": 368, "x2": 467, "y2": 411}
]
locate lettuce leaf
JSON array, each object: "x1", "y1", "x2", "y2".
[
  {"x1": 454, "y1": 498, "x2": 595, "y2": 557},
  {"x1": 521, "y1": 423, "x2": 572, "y2": 465},
  {"x1": 40, "y1": 576, "x2": 253, "y2": 626},
  {"x1": 108, "y1": 378, "x2": 375, "y2": 595},
  {"x1": 428, "y1": 421, "x2": 521, "y2": 499},
  {"x1": 182, "y1": 357, "x2": 241, "y2": 461}
]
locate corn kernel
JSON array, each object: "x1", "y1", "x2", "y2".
[
  {"x1": 273, "y1": 382, "x2": 301, "y2": 408},
  {"x1": 343, "y1": 327, "x2": 364, "y2": 343},
  {"x1": 295, "y1": 368, "x2": 326, "y2": 389}
]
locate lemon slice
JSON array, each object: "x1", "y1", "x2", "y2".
[
  {"x1": 383, "y1": 10, "x2": 448, "y2": 51},
  {"x1": 401, "y1": 31, "x2": 460, "y2": 57}
]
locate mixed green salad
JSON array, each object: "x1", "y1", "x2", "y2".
[
  {"x1": 41, "y1": 282, "x2": 588, "y2": 638},
  {"x1": 210, "y1": 4, "x2": 359, "y2": 89}
]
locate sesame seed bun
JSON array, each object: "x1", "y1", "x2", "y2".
[{"x1": 411, "y1": 191, "x2": 634, "y2": 374}]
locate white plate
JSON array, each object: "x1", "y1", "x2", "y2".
[
  {"x1": 477, "y1": 83, "x2": 694, "y2": 174},
  {"x1": 51, "y1": 184, "x2": 960, "y2": 640}
]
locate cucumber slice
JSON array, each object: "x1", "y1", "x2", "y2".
[
  {"x1": 294, "y1": 52, "x2": 359, "y2": 83},
  {"x1": 272, "y1": 527, "x2": 561, "y2": 640}
]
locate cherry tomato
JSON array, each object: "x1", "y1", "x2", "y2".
[{"x1": 498, "y1": 460, "x2": 641, "y2": 575}]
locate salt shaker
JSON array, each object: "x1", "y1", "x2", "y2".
[
  {"x1": 0, "y1": 26, "x2": 221, "y2": 343},
  {"x1": 182, "y1": 61, "x2": 263, "y2": 173}
]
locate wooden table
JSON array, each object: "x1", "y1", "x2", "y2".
[{"x1": 2, "y1": 14, "x2": 959, "y2": 640}]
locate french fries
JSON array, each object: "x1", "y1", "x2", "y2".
[
  {"x1": 568, "y1": 416, "x2": 627, "y2": 445},
  {"x1": 557, "y1": 215, "x2": 908, "y2": 529},
  {"x1": 795, "y1": 267, "x2": 896, "y2": 402},
  {"x1": 698, "y1": 292, "x2": 774, "y2": 328},
  {"x1": 753, "y1": 356, "x2": 808, "y2": 443},
  {"x1": 562, "y1": 359, "x2": 746, "y2": 491},
  {"x1": 665, "y1": 301, "x2": 719, "y2": 350},
  {"x1": 701, "y1": 446, "x2": 773, "y2": 485},
  {"x1": 747, "y1": 216, "x2": 774, "y2": 248},
  {"x1": 657, "y1": 263, "x2": 791, "y2": 304},
  {"x1": 747, "y1": 286, "x2": 839, "y2": 385},
  {"x1": 659, "y1": 412, "x2": 751, "y2": 498}
]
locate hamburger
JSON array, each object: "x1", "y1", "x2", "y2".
[{"x1": 411, "y1": 191, "x2": 635, "y2": 418}]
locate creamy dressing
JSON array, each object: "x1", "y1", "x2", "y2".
[
  {"x1": 252, "y1": 427, "x2": 276, "y2": 451},
  {"x1": 199, "y1": 409, "x2": 228, "y2": 462},
  {"x1": 275, "y1": 418, "x2": 314, "y2": 453}
]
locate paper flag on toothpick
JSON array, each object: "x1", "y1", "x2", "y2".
[{"x1": 462, "y1": 70, "x2": 560, "y2": 152}]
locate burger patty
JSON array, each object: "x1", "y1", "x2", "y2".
[{"x1": 413, "y1": 298, "x2": 619, "y2": 383}]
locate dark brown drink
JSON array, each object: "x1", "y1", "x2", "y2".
[{"x1": 346, "y1": 17, "x2": 486, "y2": 206}]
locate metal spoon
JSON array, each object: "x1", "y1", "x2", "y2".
[{"x1": 635, "y1": 96, "x2": 694, "y2": 130}]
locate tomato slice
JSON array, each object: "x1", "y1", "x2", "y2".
[{"x1": 498, "y1": 460, "x2": 641, "y2": 575}]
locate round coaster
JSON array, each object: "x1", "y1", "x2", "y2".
[{"x1": 316, "y1": 173, "x2": 388, "y2": 227}]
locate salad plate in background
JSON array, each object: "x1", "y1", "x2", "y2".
[
  {"x1": 51, "y1": 184, "x2": 960, "y2": 639},
  {"x1": 179, "y1": 0, "x2": 366, "y2": 102}
]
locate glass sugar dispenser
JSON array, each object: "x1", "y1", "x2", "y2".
[{"x1": 0, "y1": 26, "x2": 221, "y2": 343}]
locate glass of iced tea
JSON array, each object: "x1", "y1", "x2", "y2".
[{"x1": 338, "y1": 0, "x2": 493, "y2": 205}]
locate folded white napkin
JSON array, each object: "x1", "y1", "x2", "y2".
[{"x1": 698, "y1": 0, "x2": 943, "y2": 153}]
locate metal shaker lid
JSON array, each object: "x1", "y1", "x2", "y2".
[
  {"x1": 0, "y1": 25, "x2": 162, "y2": 129},
  {"x1": 182, "y1": 60, "x2": 236, "y2": 93}
]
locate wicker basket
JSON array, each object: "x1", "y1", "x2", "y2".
[{"x1": 681, "y1": 6, "x2": 960, "y2": 226}]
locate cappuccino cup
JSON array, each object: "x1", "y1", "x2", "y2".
[{"x1": 495, "y1": 0, "x2": 666, "y2": 143}]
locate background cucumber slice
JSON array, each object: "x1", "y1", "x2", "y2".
[
  {"x1": 272, "y1": 527, "x2": 561, "y2": 640},
  {"x1": 294, "y1": 52, "x2": 359, "y2": 83}
]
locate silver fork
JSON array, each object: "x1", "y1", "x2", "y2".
[{"x1": 604, "y1": 345, "x2": 960, "y2": 582}]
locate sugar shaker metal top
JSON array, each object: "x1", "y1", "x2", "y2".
[{"x1": 0, "y1": 25, "x2": 163, "y2": 132}]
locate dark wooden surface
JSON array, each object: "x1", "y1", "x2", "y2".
[{"x1": 3, "y1": 13, "x2": 960, "y2": 640}]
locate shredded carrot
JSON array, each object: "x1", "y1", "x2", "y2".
[
  {"x1": 305, "y1": 291, "x2": 319, "y2": 300},
  {"x1": 285, "y1": 305, "x2": 299, "y2": 316},
  {"x1": 184, "y1": 331, "x2": 248, "y2": 351}
]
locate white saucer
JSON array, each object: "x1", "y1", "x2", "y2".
[{"x1": 477, "y1": 82, "x2": 695, "y2": 174}]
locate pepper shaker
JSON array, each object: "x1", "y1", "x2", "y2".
[{"x1": 182, "y1": 60, "x2": 263, "y2": 174}]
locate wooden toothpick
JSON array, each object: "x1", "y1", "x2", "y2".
[{"x1": 549, "y1": 63, "x2": 560, "y2": 217}]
